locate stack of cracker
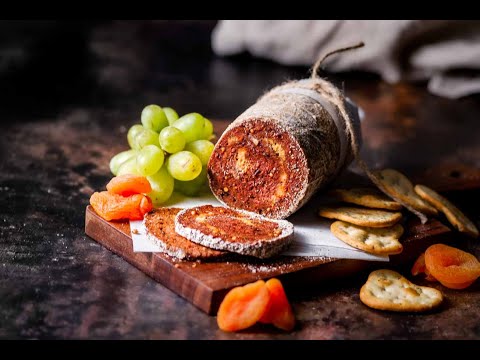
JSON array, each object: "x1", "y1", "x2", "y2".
[
  {"x1": 319, "y1": 169, "x2": 479, "y2": 257},
  {"x1": 319, "y1": 187, "x2": 405, "y2": 256}
]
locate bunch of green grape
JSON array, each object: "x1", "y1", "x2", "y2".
[{"x1": 109, "y1": 105, "x2": 215, "y2": 204}]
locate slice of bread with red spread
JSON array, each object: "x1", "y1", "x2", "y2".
[
  {"x1": 174, "y1": 205, "x2": 294, "y2": 259},
  {"x1": 144, "y1": 208, "x2": 227, "y2": 260}
]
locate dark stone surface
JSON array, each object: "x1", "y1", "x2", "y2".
[{"x1": 1, "y1": 21, "x2": 479, "y2": 339}]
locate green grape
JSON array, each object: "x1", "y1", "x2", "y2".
[
  {"x1": 172, "y1": 113, "x2": 205, "y2": 143},
  {"x1": 109, "y1": 149, "x2": 137, "y2": 175},
  {"x1": 117, "y1": 156, "x2": 141, "y2": 176},
  {"x1": 141, "y1": 105, "x2": 168, "y2": 132},
  {"x1": 185, "y1": 140, "x2": 214, "y2": 166},
  {"x1": 136, "y1": 145, "x2": 164, "y2": 176},
  {"x1": 159, "y1": 126, "x2": 186, "y2": 154},
  {"x1": 175, "y1": 167, "x2": 208, "y2": 196},
  {"x1": 147, "y1": 166, "x2": 174, "y2": 204},
  {"x1": 166, "y1": 151, "x2": 202, "y2": 181},
  {"x1": 163, "y1": 107, "x2": 179, "y2": 126},
  {"x1": 127, "y1": 124, "x2": 144, "y2": 149},
  {"x1": 133, "y1": 128, "x2": 160, "y2": 150},
  {"x1": 202, "y1": 118, "x2": 214, "y2": 140}
]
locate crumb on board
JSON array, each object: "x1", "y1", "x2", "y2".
[{"x1": 131, "y1": 229, "x2": 140, "y2": 235}]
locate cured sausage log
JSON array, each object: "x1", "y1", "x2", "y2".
[{"x1": 208, "y1": 78, "x2": 361, "y2": 219}]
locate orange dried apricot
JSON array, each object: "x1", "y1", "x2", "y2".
[
  {"x1": 106, "y1": 174, "x2": 152, "y2": 196},
  {"x1": 425, "y1": 244, "x2": 480, "y2": 289},
  {"x1": 217, "y1": 280, "x2": 270, "y2": 332},
  {"x1": 90, "y1": 191, "x2": 152, "y2": 221},
  {"x1": 411, "y1": 253, "x2": 437, "y2": 281},
  {"x1": 259, "y1": 278, "x2": 295, "y2": 331},
  {"x1": 436, "y1": 279, "x2": 475, "y2": 290},
  {"x1": 411, "y1": 253, "x2": 427, "y2": 277}
]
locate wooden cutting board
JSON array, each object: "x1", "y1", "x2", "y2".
[{"x1": 85, "y1": 205, "x2": 451, "y2": 314}]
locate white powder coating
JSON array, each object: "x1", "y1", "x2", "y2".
[
  {"x1": 247, "y1": 265, "x2": 275, "y2": 274},
  {"x1": 142, "y1": 217, "x2": 188, "y2": 260},
  {"x1": 174, "y1": 206, "x2": 294, "y2": 259}
]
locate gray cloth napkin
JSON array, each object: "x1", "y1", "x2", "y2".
[{"x1": 212, "y1": 20, "x2": 480, "y2": 99}]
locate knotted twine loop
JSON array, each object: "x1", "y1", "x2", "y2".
[
  {"x1": 310, "y1": 42, "x2": 428, "y2": 223},
  {"x1": 310, "y1": 42, "x2": 365, "y2": 81}
]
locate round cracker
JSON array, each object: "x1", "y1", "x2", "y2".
[
  {"x1": 331, "y1": 221, "x2": 404, "y2": 255},
  {"x1": 414, "y1": 185, "x2": 479, "y2": 238},
  {"x1": 360, "y1": 269, "x2": 443, "y2": 312},
  {"x1": 318, "y1": 206, "x2": 402, "y2": 228},
  {"x1": 373, "y1": 169, "x2": 438, "y2": 217},
  {"x1": 329, "y1": 187, "x2": 402, "y2": 210}
]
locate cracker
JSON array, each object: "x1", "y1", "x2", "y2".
[
  {"x1": 330, "y1": 221, "x2": 404, "y2": 255},
  {"x1": 372, "y1": 169, "x2": 438, "y2": 221},
  {"x1": 360, "y1": 269, "x2": 443, "y2": 312},
  {"x1": 329, "y1": 188, "x2": 402, "y2": 210},
  {"x1": 318, "y1": 206, "x2": 402, "y2": 228},
  {"x1": 414, "y1": 185, "x2": 479, "y2": 238}
]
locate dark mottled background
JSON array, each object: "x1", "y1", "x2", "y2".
[{"x1": 0, "y1": 20, "x2": 479, "y2": 339}]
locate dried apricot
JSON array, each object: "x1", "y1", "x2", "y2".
[
  {"x1": 411, "y1": 253, "x2": 427, "y2": 276},
  {"x1": 217, "y1": 280, "x2": 270, "y2": 332},
  {"x1": 425, "y1": 271, "x2": 437, "y2": 282},
  {"x1": 435, "y1": 280, "x2": 475, "y2": 290},
  {"x1": 106, "y1": 174, "x2": 152, "y2": 197},
  {"x1": 259, "y1": 278, "x2": 295, "y2": 331},
  {"x1": 425, "y1": 244, "x2": 480, "y2": 289},
  {"x1": 411, "y1": 253, "x2": 437, "y2": 281},
  {"x1": 90, "y1": 191, "x2": 152, "y2": 221}
]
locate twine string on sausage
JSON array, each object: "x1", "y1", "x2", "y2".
[
  {"x1": 310, "y1": 42, "x2": 365, "y2": 80},
  {"x1": 308, "y1": 43, "x2": 428, "y2": 223},
  {"x1": 275, "y1": 86, "x2": 349, "y2": 177}
]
